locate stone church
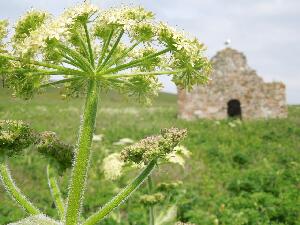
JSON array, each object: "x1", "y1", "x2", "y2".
[{"x1": 178, "y1": 48, "x2": 287, "y2": 120}]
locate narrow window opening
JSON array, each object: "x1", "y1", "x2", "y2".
[{"x1": 227, "y1": 99, "x2": 242, "y2": 119}]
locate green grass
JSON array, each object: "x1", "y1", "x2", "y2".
[{"x1": 0, "y1": 88, "x2": 300, "y2": 225}]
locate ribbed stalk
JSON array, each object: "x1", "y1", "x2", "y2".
[
  {"x1": 47, "y1": 165, "x2": 65, "y2": 220},
  {"x1": 148, "y1": 176, "x2": 155, "y2": 225},
  {"x1": 83, "y1": 160, "x2": 157, "y2": 225},
  {"x1": 0, "y1": 161, "x2": 40, "y2": 215},
  {"x1": 65, "y1": 79, "x2": 100, "y2": 225}
]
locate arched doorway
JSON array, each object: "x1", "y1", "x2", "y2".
[{"x1": 227, "y1": 99, "x2": 242, "y2": 118}]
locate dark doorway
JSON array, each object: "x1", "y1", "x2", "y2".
[{"x1": 227, "y1": 99, "x2": 242, "y2": 118}]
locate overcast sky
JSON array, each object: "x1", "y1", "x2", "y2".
[{"x1": 0, "y1": 0, "x2": 299, "y2": 103}]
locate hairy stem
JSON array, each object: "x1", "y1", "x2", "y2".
[
  {"x1": 0, "y1": 54, "x2": 82, "y2": 75},
  {"x1": 83, "y1": 23, "x2": 95, "y2": 68},
  {"x1": 102, "y1": 41, "x2": 140, "y2": 70},
  {"x1": 0, "y1": 161, "x2": 40, "y2": 215},
  {"x1": 65, "y1": 79, "x2": 100, "y2": 225},
  {"x1": 75, "y1": 31, "x2": 90, "y2": 60},
  {"x1": 147, "y1": 176, "x2": 155, "y2": 225},
  {"x1": 102, "y1": 69, "x2": 185, "y2": 79},
  {"x1": 83, "y1": 160, "x2": 157, "y2": 225},
  {"x1": 40, "y1": 77, "x2": 82, "y2": 88},
  {"x1": 97, "y1": 29, "x2": 115, "y2": 70},
  {"x1": 99, "y1": 48, "x2": 170, "y2": 75},
  {"x1": 99, "y1": 29, "x2": 124, "y2": 69},
  {"x1": 58, "y1": 51, "x2": 87, "y2": 71},
  {"x1": 47, "y1": 165, "x2": 65, "y2": 220},
  {"x1": 56, "y1": 43, "x2": 94, "y2": 74}
]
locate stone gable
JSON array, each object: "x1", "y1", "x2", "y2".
[{"x1": 178, "y1": 48, "x2": 287, "y2": 120}]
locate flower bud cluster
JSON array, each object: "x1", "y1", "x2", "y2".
[
  {"x1": 102, "y1": 153, "x2": 124, "y2": 180},
  {"x1": 94, "y1": 6, "x2": 154, "y2": 32},
  {"x1": 121, "y1": 128, "x2": 187, "y2": 164},
  {"x1": 155, "y1": 22, "x2": 211, "y2": 88},
  {"x1": 157, "y1": 181, "x2": 183, "y2": 192},
  {"x1": 0, "y1": 19, "x2": 8, "y2": 50},
  {"x1": 0, "y1": 120, "x2": 35, "y2": 158},
  {"x1": 15, "y1": 3, "x2": 98, "y2": 55},
  {"x1": 123, "y1": 75, "x2": 162, "y2": 104},
  {"x1": 139, "y1": 192, "x2": 165, "y2": 206},
  {"x1": 36, "y1": 131, "x2": 74, "y2": 173},
  {"x1": 13, "y1": 10, "x2": 49, "y2": 48}
]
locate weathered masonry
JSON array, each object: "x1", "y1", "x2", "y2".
[{"x1": 178, "y1": 48, "x2": 287, "y2": 120}]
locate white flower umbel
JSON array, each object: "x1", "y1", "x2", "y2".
[
  {"x1": 16, "y1": 3, "x2": 99, "y2": 55},
  {"x1": 102, "y1": 153, "x2": 124, "y2": 180}
]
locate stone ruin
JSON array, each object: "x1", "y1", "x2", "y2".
[{"x1": 178, "y1": 48, "x2": 287, "y2": 120}]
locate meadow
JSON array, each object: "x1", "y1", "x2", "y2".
[{"x1": 0, "y1": 88, "x2": 299, "y2": 225}]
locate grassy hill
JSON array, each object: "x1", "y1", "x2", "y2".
[{"x1": 0, "y1": 88, "x2": 299, "y2": 224}]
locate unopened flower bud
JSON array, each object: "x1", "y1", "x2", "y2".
[
  {"x1": 157, "y1": 181, "x2": 183, "y2": 192},
  {"x1": 36, "y1": 131, "x2": 74, "y2": 173},
  {"x1": 120, "y1": 128, "x2": 187, "y2": 165},
  {"x1": 0, "y1": 120, "x2": 35, "y2": 158},
  {"x1": 140, "y1": 192, "x2": 165, "y2": 206}
]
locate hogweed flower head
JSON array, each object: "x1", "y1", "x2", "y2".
[
  {"x1": 0, "y1": 2, "x2": 211, "y2": 101},
  {"x1": 102, "y1": 153, "x2": 124, "y2": 180},
  {"x1": 36, "y1": 131, "x2": 74, "y2": 173},
  {"x1": 0, "y1": 19, "x2": 8, "y2": 50},
  {"x1": 140, "y1": 192, "x2": 165, "y2": 206},
  {"x1": 157, "y1": 181, "x2": 183, "y2": 192},
  {"x1": 121, "y1": 128, "x2": 187, "y2": 164},
  {"x1": 0, "y1": 3, "x2": 206, "y2": 225},
  {"x1": 0, "y1": 120, "x2": 35, "y2": 158}
]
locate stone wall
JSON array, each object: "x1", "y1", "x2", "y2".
[{"x1": 178, "y1": 48, "x2": 287, "y2": 120}]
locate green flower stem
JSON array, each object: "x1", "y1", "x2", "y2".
[
  {"x1": 99, "y1": 48, "x2": 170, "y2": 75},
  {"x1": 147, "y1": 176, "x2": 155, "y2": 225},
  {"x1": 56, "y1": 43, "x2": 94, "y2": 74},
  {"x1": 75, "y1": 31, "x2": 90, "y2": 60},
  {"x1": 58, "y1": 51, "x2": 87, "y2": 71},
  {"x1": 100, "y1": 29, "x2": 124, "y2": 69},
  {"x1": 0, "y1": 161, "x2": 40, "y2": 215},
  {"x1": 66, "y1": 79, "x2": 100, "y2": 225},
  {"x1": 0, "y1": 54, "x2": 82, "y2": 74},
  {"x1": 40, "y1": 77, "x2": 82, "y2": 88},
  {"x1": 83, "y1": 160, "x2": 157, "y2": 225},
  {"x1": 97, "y1": 29, "x2": 115, "y2": 70},
  {"x1": 103, "y1": 41, "x2": 140, "y2": 70},
  {"x1": 83, "y1": 23, "x2": 95, "y2": 68},
  {"x1": 3, "y1": 69, "x2": 84, "y2": 77},
  {"x1": 102, "y1": 69, "x2": 185, "y2": 79},
  {"x1": 62, "y1": 59, "x2": 84, "y2": 71},
  {"x1": 28, "y1": 70, "x2": 84, "y2": 77},
  {"x1": 47, "y1": 165, "x2": 65, "y2": 220}
]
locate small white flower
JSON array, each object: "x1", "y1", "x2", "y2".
[
  {"x1": 165, "y1": 145, "x2": 191, "y2": 167},
  {"x1": 15, "y1": 2, "x2": 99, "y2": 55},
  {"x1": 113, "y1": 138, "x2": 135, "y2": 145},
  {"x1": 93, "y1": 134, "x2": 103, "y2": 142},
  {"x1": 166, "y1": 152, "x2": 185, "y2": 167},
  {"x1": 102, "y1": 153, "x2": 124, "y2": 180}
]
